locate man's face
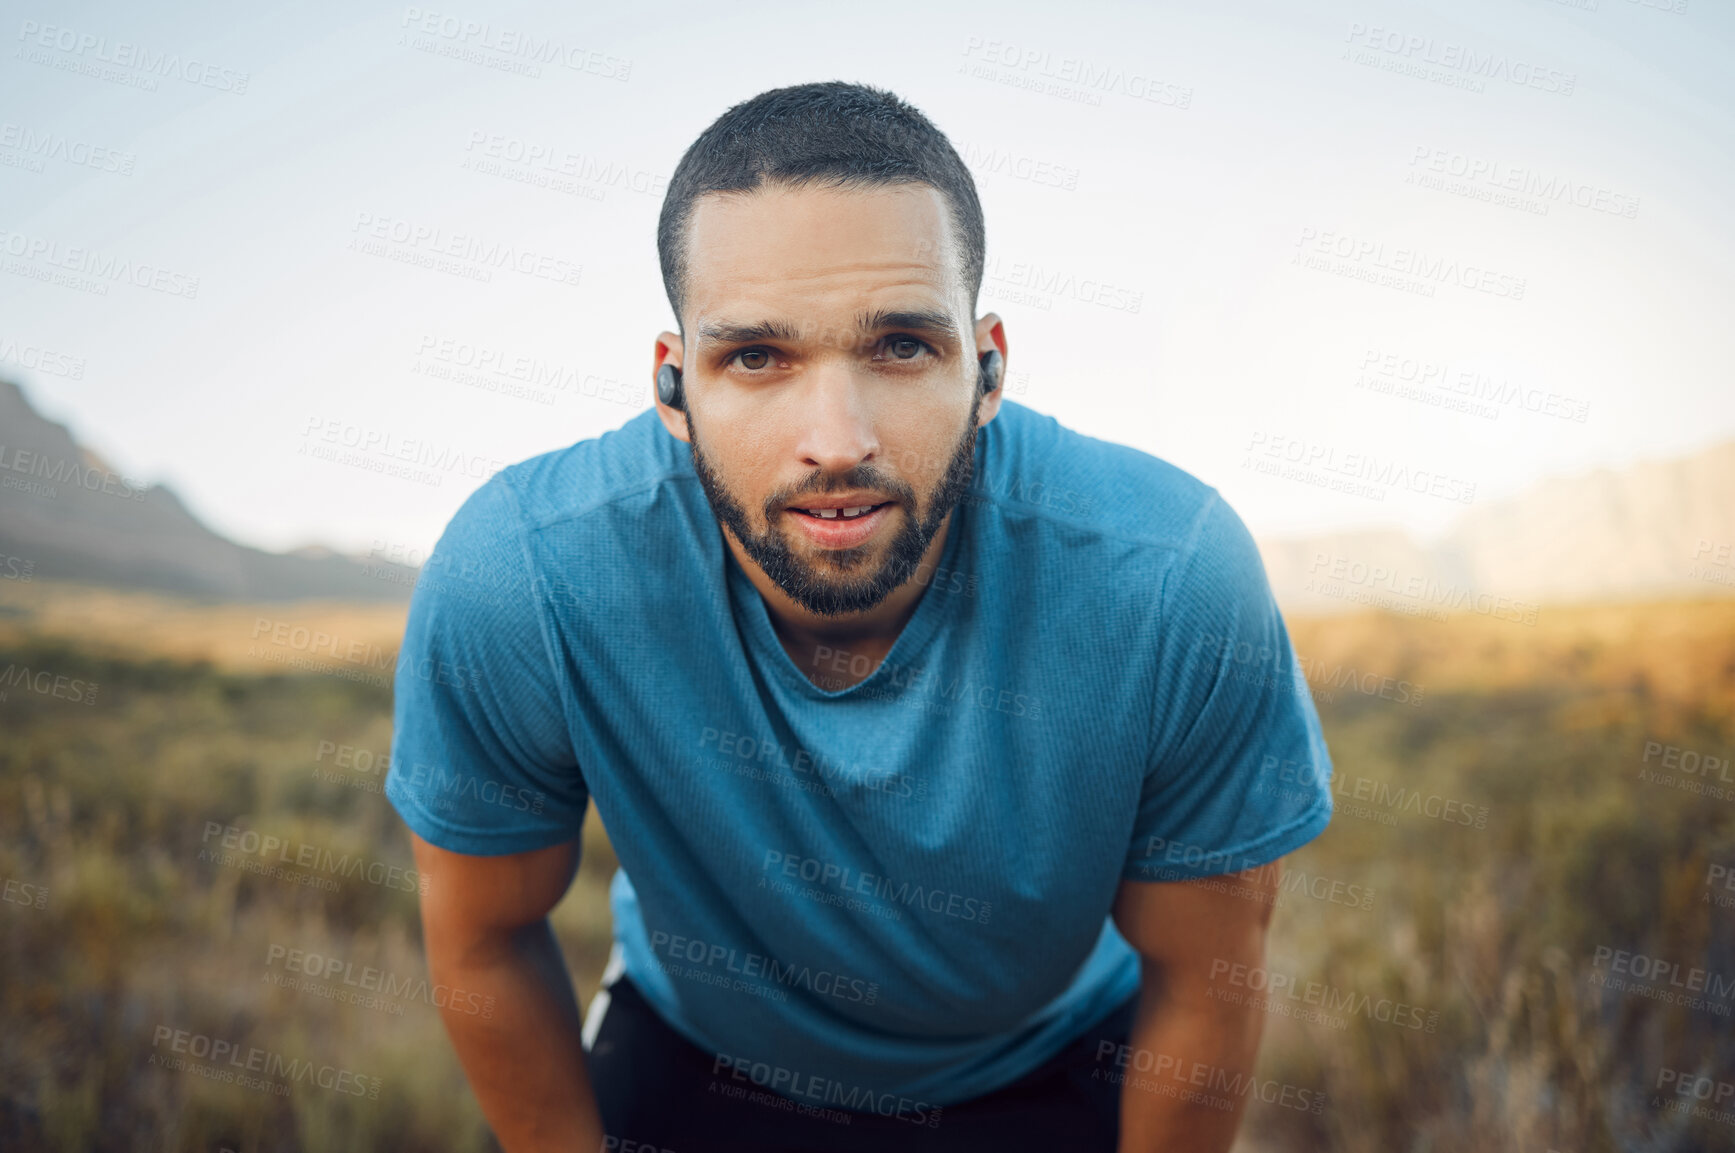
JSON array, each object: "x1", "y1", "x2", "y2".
[{"x1": 661, "y1": 182, "x2": 1001, "y2": 618}]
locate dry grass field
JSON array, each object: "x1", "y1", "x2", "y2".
[{"x1": 3, "y1": 577, "x2": 1732, "y2": 1151}]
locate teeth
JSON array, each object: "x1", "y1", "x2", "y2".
[{"x1": 802, "y1": 504, "x2": 880, "y2": 519}]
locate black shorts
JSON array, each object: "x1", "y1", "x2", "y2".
[{"x1": 583, "y1": 970, "x2": 1138, "y2": 1153}]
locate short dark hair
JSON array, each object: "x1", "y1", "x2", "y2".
[{"x1": 656, "y1": 81, "x2": 985, "y2": 340}]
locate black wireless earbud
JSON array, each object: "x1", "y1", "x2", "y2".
[
  {"x1": 656, "y1": 362, "x2": 685, "y2": 411},
  {"x1": 977, "y1": 348, "x2": 1003, "y2": 397},
  {"x1": 657, "y1": 349, "x2": 1000, "y2": 411}
]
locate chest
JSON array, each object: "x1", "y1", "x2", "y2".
[{"x1": 557, "y1": 581, "x2": 1157, "y2": 1021}]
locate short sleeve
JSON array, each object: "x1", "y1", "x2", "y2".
[
  {"x1": 1123, "y1": 493, "x2": 1333, "y2": 882},
  {"x1": 385, "y1": 475, "x2": 590, "y2": 857}
]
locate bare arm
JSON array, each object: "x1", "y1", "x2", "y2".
[
  {"x1": 408, "y1": 830, "x2": 606, "y2": 1153},
  {"x1": 1109, "y1": 859, "x2": 1282, "y2": 1153}
]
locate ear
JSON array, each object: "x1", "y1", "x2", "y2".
[
  {"x1": 652, "y1": 330, "x2": 689, "y2": 442},
  {"x1": 973, "y1": 312, "x2": 1007, "y2": 429}
]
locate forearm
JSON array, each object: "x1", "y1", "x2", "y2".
[
  {"x1": 1114, "y1": 968, "x2": 1266, "y2": 1153},
  {"x1": 429, "y1": 917, "x2": 606, "y2": 1153}
]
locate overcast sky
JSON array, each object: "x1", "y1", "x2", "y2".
[{"x1": 2, "y1": 0, "x2": 1730, "y2": 558}]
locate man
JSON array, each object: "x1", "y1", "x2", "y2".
[{"x1": 386, "y1": 81, "x2": 1333, "y2": 1153}]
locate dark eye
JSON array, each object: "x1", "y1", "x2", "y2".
[
  {"x1": 732, "y1": 348, "x2": 774, "y2": 371},
  {"x1": 882, "y1": 337, "x2": 932, "y2": 361}
]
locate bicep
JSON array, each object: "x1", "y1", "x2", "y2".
[
  {"x1": 1111, "y1": 857, "x2": 1282, "y2": 987},
  {"x1": 410, "y1": 829, "x2": 580, "y2": 955}
]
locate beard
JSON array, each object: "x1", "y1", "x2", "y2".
[{"x1": 686, "y1": 387, "x2": 983, "y2": 618}]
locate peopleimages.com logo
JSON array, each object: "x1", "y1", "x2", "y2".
[
  {"x1": 148, "y1": 1026, "x2": 378, "y2": 1098},
  {"x1": 264, "y1": 943, "x2": 495, "y2": 1018},
  {"x1": 198, "y1": 822, "x2": 428, "y2": 895}
]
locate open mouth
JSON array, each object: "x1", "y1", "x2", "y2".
[
  {"x1": 784, "y1": 501, "x2": 897, "y2": 549},
  {"x1": 789, "y1": 502, "x2": 891, "y2": 521}
]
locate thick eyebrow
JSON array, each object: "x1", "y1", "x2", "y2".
[
  {"x1": 694, "y1": 307, "x2": 962, "y2": 352},
  {"x1": 855, "y1": 308, "x2": 962, "y2": 346},
  {"x1": 695, "y1": 317, "x2": 804, "y2": 348}
]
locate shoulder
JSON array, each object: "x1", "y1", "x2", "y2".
[
  {"x1": 975, "y1": 399, "x2": 1224, "y2": 555},
  {"x1": 492, "y1": 406, "x2": 689, "y2": 531},
  {"x1": 437, "y1": 407, "x2": 689, "y2": 554},
  {"x1": 422, "y1": 407, "x2": 690, "y2": 608}
]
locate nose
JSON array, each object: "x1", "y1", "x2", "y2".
[{"x1": 792, "y1": 361, "x2": 881, "y2": 476}]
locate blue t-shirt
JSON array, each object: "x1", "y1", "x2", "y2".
[{"x1": 385, "y1": 398, "x2": 1333, "y2": 1108}]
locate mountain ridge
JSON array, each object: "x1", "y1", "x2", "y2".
[
  {"x1": 5, "y1": 375, "x2": 1731, "y2": 610},
  {"x1": 1255, "y1": 438, "x2": 1735, "y2": 616},
  {"x1": 0, "y1": 377, "x2": 416, "y2": 603}
]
